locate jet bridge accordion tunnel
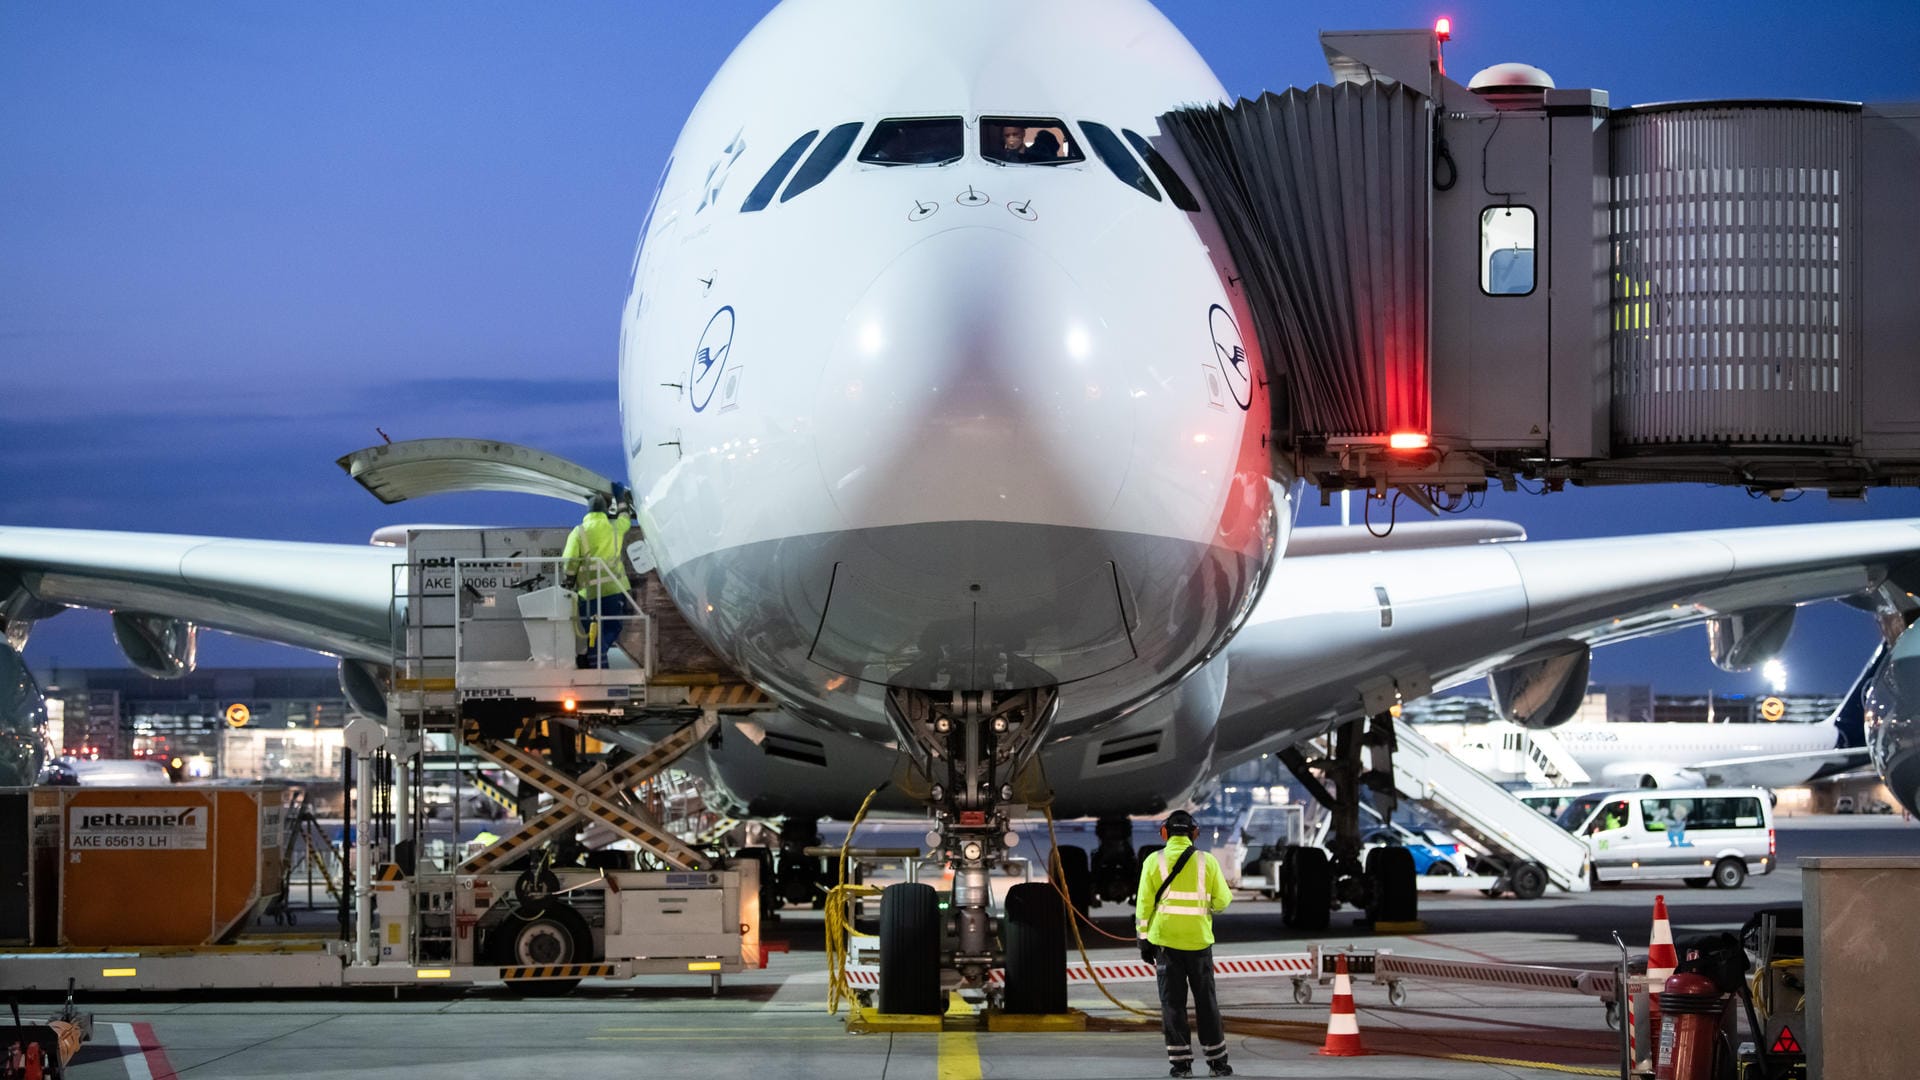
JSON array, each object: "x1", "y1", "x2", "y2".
[{"x1": 1160, "y1": 27, "x2": 1920, "y2": 500}]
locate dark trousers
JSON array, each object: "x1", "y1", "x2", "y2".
[
  {"x1": 1156, "y1": 945, "x2": 1228, "y2": 1068},
  {"x1": 576, "y1": 592, "x2": 632, "y2": 666}
]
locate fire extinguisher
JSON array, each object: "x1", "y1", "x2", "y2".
[{"x1": 1655, "y1": 971, "x2": 1722, "y2": 1080}]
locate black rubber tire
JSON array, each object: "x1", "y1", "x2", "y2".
[
  {"x1": 1712, "y1": 857, "x2": 1748, "y2": 889},
  {"x1": 495, "y1": 903, "x2": 590, "y2": 996},
  {"x1": 1683, "y1": 877, "x2": 1711, "y2": 888},
  {"x1": 1509, "y1": 861, "x2": 1548, "y2": 900},
  {"x1": 1425, "y1": 862, "x2": 1458, "y2": 876},
  {"x1": 1278, "y1": 849, "x2": 1300, "y2": 927},
  {"x1": 1364, "y1": 846, "x2": 1418, "y2": 923},
  {"x1": 1002, "y1": 881, "x2": 1068, "y2": 1014},
  {"x1": 878, "y1": 882, "x2": 942, "y2": 1015},
  {"x1": 1283, "y1": 846, "x2": 1332, "y2": 932},
  {"x1": 1055, "y1": 844, "x2": 1094, "y2": 918}
]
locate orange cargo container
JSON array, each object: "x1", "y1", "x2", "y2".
[{"x1": 57, "y1": 786, "x2": 285, "y2": 946}]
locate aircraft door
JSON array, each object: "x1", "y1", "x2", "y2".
[{"x1": 1583, "y1": 797, "x2": 1636, "y2": 879}]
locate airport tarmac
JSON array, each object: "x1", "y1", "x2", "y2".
[{"x1": 31, "y1": 816, "x2": 1920, "y2": 1080}]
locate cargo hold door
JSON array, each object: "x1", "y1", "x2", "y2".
[{"x1": 336, "y1": 438, "x2": 614, "y2": 506}]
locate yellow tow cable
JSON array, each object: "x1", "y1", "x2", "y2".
[{"x1": 824, "y1": 784, "x2": 884, "y2": 1015}]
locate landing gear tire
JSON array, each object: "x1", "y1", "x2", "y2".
[
  {"x1": 494, "y1": 904, "x2": 591, "y2": 996},
  {"x1": 1364, "y1": 846, "x2": 1418, "y2": 923},
  {"x1": 1282, "y1": 846, "x2": 1331, "y2": 932},
  {"x1": 1509, "y1": 861, "x2": 1548, "y2": 901},
  {"x1": 1055, "y1": 844, "x2": 1093, "y2": 919},
  {"x1": 878, "y1": 882, "x2": 942, "y2": 1015},
  {"x1": 1712, "y1": 857, "x2": 1748, "y2": 889},
  {"x1": 1002, "y1": 881, "x2": 1068, "y2": 1014},
  {"x1": 1683, "y1": 877, "x2": 1711, "y2": 888}
]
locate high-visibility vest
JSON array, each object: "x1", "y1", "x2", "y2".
[
  {"x1": 1134, "y1": 837, "x2": 1232, "y2": 950},
  {"x1": 562, "y1": 510, "x2": 633, "y2": 598}
]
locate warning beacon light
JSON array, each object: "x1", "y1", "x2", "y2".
[
  {"x1": 1433, "y1": 17, "x2": 1452, "y2": 43},
  {"x1": 1388, "y1": 432, "x2": 1432, "y2": 452}
]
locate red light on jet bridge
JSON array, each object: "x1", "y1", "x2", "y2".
[
  {"x1": 1388, "y1": 432, "x2": 1431, "y2": 451},
  {"x1": 1434, "y1": 17, "x2": 1452, "y2": 42}
]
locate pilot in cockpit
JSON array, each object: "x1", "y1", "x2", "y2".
[{"x1": 1024, "y1": 129, "x2": 1060, "y2": 162}]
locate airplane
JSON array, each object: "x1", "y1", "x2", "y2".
[
  {"x1": 4, "y1": 0, "x2": 1920, "y2": 1010},
  {"x1": 1420, "y1": 646, "x2": 1884, "y2": 791}
]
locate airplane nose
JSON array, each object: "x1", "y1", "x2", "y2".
[{"x1": 815, "y1": 226, "x2": 1131, "y2": 530}]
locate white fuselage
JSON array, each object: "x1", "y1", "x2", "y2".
[
  {"x1": 618, "y1": 0, "x2": 1281, "y2": 757},
  {"x1": 1553, "y1": 720, "x2": 1843, "y2": 789}
]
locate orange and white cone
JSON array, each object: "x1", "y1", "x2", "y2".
[
  {"x1": 1640, "y1": 894, "x2": 1678, "y2": 1074},
  {"x1": 1316, "y1": 953, "x2": 1371, "y2": 1057}
]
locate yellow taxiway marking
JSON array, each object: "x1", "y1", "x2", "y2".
[
  {"x1": 938, "y1": 991, "x2": 982, "y2": 1080},
  {"x1": 590, "y1": 1035, "x2": 848, "y2": 1042}
]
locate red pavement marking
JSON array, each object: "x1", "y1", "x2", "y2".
[
  {"x1": 1403, "y1": 933, "x2": 1513, "y2": 965},
  {"x1": 132, "y1": 1023, "x2": 177, "y2": 1080}
]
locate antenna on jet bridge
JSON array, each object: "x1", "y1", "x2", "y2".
[{"x1": 376, "y1": 427, "x2": 392, "y2": 445}]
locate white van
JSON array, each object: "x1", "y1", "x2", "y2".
[
  {"x1": 1516, "y1": 786, "x2": 1610, "y2": 821},
  {"x1": 1561, "y1": 788, "x2": 1775, "y2": 888}
]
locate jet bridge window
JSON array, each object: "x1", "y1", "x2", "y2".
[
  {"x1": 1481, "y1": 206, "x2": 1537, "y2": 296},
  {"x1": 859, "y1": 117, "x2": 964, "y2": 166},
  {"x1": 981, "y1": 116, "x2": 1084, "y2": 165},
  {"x1": 1078, "y1": 120, "x2": 1161, "y2": 202},
  {"x1": 1122, "y1": 128, "x2": 1199, "y2": 212},
  {"x1": 741, "y1": 131, "x2": 817, "y2": 212},
  {"x1": 780, "y1": 122, "x2": 863, "y2": 203}
]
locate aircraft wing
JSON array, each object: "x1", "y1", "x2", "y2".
[
  {"x1": 0, "y1": 526, "x2": 398, "y2": 662},
  {"x1": 1217, "y1": 518, "x2": 1920, "y2": 761},
  {"x1": 1687, "y1": 746, "x2": 1873, "y2": 788}
]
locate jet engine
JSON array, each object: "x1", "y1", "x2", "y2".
[
  {"x1": 1487, "y1": 640, "x2": 1590, "y2": 729},
  {"x1": 338, "y1": 658, "x2": 392, "y2": 719},
  {"x1": 1706, "y1": 606, "x2": 1795, "y2": 673},
  {"x1": 110, "y1": 611, "x2": 198, "y2": 679},
  {"x1": 1863, "y1": 624, "x2": 1920, "y2": 817},
  {"x1": 0, "y1": 642, "x2": 50, "y2": 785}
]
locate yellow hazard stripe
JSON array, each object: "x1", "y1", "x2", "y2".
[
  {"x1": 500, "y1": 963, "x2": 616, "y2": 980},
  {"x1": 685, "y1": 683, "x2": 771, "y2": 707},
  {"x1": 377, "y1": 863, "x2": 406, "y2": 881}
]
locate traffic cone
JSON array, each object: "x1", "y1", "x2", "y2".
[
  {"x1": 1641, "y1": 894, "x2": 1677, "y2": 1074},
  {"x1": 1316, "y1": 953, "x2": 1371, "y2": 1057},
  {"x1": 1647, "y1": 895, "x2": 1678, "y2": 979}
]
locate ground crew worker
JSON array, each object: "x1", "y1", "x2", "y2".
[
  {"x1": 562, "y1": 486, "x2": 634, "y2": 668},
  {"x1": 1136, "y1": 809, "x2": 1233, "y2": 1077}
]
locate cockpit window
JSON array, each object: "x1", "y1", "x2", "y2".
[
  {"x1": 980, "y1": 116, "x2": 1085, "y2": 166},
  {"x1": 859, "y1": 117, "x2": 964, "y2": 167},
  {"x1": 1079, "y1": 121, "x2": 1160, "y2": 201},
  {"x1": 781, "y1": 122, "x2": 863, "y2": 203},
  {"x1": 1122, "y1": 128, "x2": 1200, "y2": 212},
  {"x1": 741, "y1": 131, "x2": 816, "y2": 212}
]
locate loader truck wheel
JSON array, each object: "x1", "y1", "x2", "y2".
[{"x1": 494, "y1": 904, "x2": 591, "y2": 996}]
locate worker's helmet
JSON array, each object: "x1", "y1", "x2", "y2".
[
  {"x1": 1163, "y1": 809, "x2": 1197, "y2": 837},
  {"x1": 589, "y1": 492, "x2": 612, "y2": 514}
]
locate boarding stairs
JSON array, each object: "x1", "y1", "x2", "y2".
[
  {"x1": 1390, "y1": 720, "x2": 1592, "y2": 893},
  {"x1": 1513, "y1": 725, "x2": 1589, "y2": 787}
]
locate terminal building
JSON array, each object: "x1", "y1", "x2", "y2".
[{"x1": 34, "y1": 666, "x2": 349, "y2": 783}]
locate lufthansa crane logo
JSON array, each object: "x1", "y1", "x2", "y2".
[
  {"x1": 689, "y1": 306, "x2": 735, "y2": 413},
  {"x1": 1208, "y1": 304, "x2": 1252, "y2": 411}
]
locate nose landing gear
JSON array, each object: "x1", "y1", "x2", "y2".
[{"x1": 875, "y1": 686, "x2": 1059, "y2": 1011}]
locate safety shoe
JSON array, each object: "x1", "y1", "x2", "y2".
[
  {"x1": 1207, "y1": 1065, "x2": 1233, "y2": 1077},
  {"x1": 1168, "y1": 1067, "x2": 1193, "y2": 1078}
]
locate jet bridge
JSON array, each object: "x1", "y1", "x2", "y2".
[{"x1": 1160, "y1": 26, "x2": 1920, "y2": 500}]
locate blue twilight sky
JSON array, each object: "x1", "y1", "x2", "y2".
[{"x1": 3, "y1": 2, "x2": 1918, "y2": 693}]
